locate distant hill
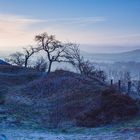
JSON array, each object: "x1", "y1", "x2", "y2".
[
  {"x1": 83, "y1": 49, "x2": 140, "y2": 62},
  {"x1": 0, "y1": 59, "x2": 10, "y2": 65}
]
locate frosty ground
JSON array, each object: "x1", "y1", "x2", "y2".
[
  {"x1": 0, "y1": 128, "x2": 140, "y2": 140},
  {"x1": 0, "y1": 118, "x2": 140, "y2": 140},
  {"x1": 0, "y1": 66, "x2": 140, "y2": 140}
]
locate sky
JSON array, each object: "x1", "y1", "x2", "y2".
[{"x1": 0, "y1": 0, "x2": 140, "y2": 53}]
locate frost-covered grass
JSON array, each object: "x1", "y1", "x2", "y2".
[
  {"x1": 0, "y1": 123, "x2": 140, "y2": 140},
  {"x1": 0, "y1": 117, "x2": 140, "y2": 140},
  {"x1": 0, "y1": 67, "x2": 140, "y2": 139}
]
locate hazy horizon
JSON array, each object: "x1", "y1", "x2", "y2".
[
  {"x1": 0, "y1": 0, "x2": 140, "y2": 53},
  {"x1": 0, "y1": 44, "x2": 140, "y2": 57}
]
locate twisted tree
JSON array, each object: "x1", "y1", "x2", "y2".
[
  {"x1": 35, "y1": 33, "x2": 66, "y2": 73},
  {"x1": 5, "y1": 52, "x2": 25, "y2": 67},
  {"x1": 65, "y1": 44, "x2": 106, "y2": 81},
  {"x1": 23, "y1": 46, "x2": 37, "y2": 67},
  {"x1": 6, "y1": 46, "x2": 38, "y2": 67}
]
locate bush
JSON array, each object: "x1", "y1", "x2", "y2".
[{"x1": 76, "y1": 88, "x2": 139, "y2": 127}]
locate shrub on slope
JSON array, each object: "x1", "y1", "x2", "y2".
[{"x1": 76, "y1": 89, "x2": 138, "y2": 127}]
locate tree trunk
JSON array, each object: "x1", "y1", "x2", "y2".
[
  {"x1": 24, "y1": 58, "x2": 28, "y2": 67},
  {"x1": 47, "y1": 61, "x2": 52, "y2": 74}
]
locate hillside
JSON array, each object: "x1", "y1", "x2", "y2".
[
  {"x1": 0, "y1": 65, "x2": 138, "y2": 128},
  {"x1": 0, "y1": 65, "x2": 140, "y2": 139},
  {"x1": 4, "y1": 70, "x2": 106, "y2": 128}
]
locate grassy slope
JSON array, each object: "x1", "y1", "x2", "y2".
[
  {"x1": 3, "y1": 70, "x2": 106, "y2": 128},
  {"x1": 0, "y1": 65, "x2": 140, "y2": 139}
]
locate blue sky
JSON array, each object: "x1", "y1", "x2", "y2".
[{"x1": 0, "y1": 0, "x2": 140, "y2": 52}]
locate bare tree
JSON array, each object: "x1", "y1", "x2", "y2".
[
  {"x1": 93, "y1": 70, "x2": 107, "y2": 82},
  {"x1": 65, "y1": 44, "x2": 106, "y2": 81},
  {"x1": 64, "y1": 44, "x2": 94, "y2": 75},
  {"x1": 5, "y1": 52, "x2": 25, "y2": 66},
  {"x1": 64, "y1": 43, "x2": 85, "y2": 74},
  {"x1": 23, "y1": 46, "x2": 37, "y2": 67},
  {"x1": 6, "y1": 46, "x2": 37, "y2": 67},
  {"x1": 123, "y1": 71, "x2": 131, "y2": 82},
  {"x1": 35, "y1": 32, "x2": 66, "y2": 73},
  {"x1": 34, "y1": 57, "x2": 48, "y2": 72}
]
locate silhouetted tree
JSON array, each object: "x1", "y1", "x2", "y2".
[
  {"x1": 23, "y1": 46, "x2": 37, "y2": 67},
  {"x1": 35, "y1": 32, "x2": 66, "y2": 73},
  {"x1": 6, "y1": 46, "x2": 37, "y2": 67},
  {"x1": 65, "y1": 44, "x2": 106, "y2": 81},
  {"x1": 93, "y1": 70, "x2": 107, "y2": 81},
  {"x1": 34, "y1": 57, "x2": 48, "y2": 72},
  {"x1": 123, "y1": 71, "x2": 131, "y2": 82},
  {"x1": 6, "y1": 52, "x2": 25, "y2": 66},
  {"x1": 64, "y1": 43, "x2": 85, "y2": 74}
]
